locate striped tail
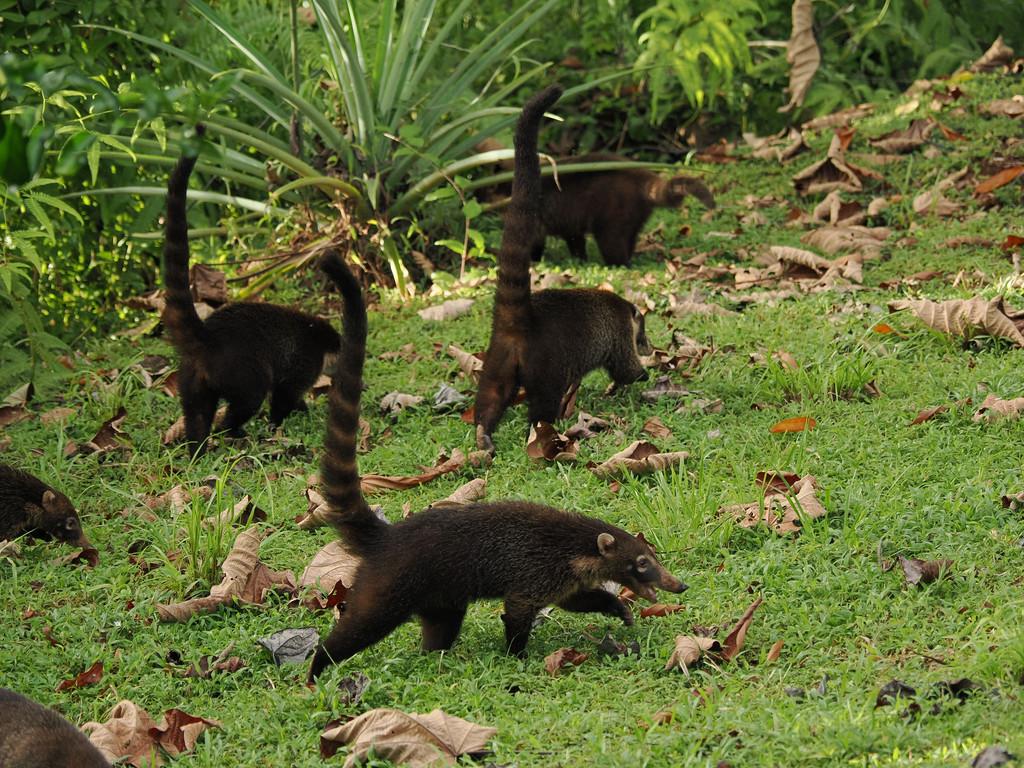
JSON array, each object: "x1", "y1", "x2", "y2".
[
  {"x1": 318, "y1": 250, "x2": 388, "y2": 552},
  {"x1": 162, "y1": 125, "x2": 207, "y2": 356}
]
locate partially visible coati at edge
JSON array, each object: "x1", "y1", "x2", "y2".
[
  {"x1": 0, "y1": 688, "x2": 111, "y2": 768},
  {"x1": 163, "y1": 124, "x2": 342, "y2": 455},
  {"x1": 532, "y1": 153, "x2": 716, "y2": 266},
  {"x1": 473, "y1": 84, "x2": 653, "y2": 453},
  {"x1": 0, "y1": 463, "x2": 92, "y2": 549},
  {"x1": 307, "y1": 246, "x2": 687, "y2": 680}
]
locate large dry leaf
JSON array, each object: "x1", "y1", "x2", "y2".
[
  {"x1": 801, "y1": 225, "x2": 891, "y2": 255},
  {"x1": 446, "y1": 343, "x2": 484, "y2": 384},
  {"x1": 526, "y1": 421, "x2": 579, "y2": 462},
  {"x1": 380, "y1": 391, "x2": 424, "y2": 413},
  {"x1": 427, "y1": 478, "x2": 487, "y2": 508},
  {"x1": 83, "y1": 700, "x2": 220, "y2": 767},
  {"x1": 56, "y1": 661, "x2": 103, "y2": 691},
  {"x1": 769, "y1": 245, "x2": 833, "y2": 274},
  {"x1": 83, "y1": 406, "x2": 131, "y2": 455},
  {"x1": 972, "y1": 394, "x2": 1024, "y2": 422},
  {"x1": 980, "y1": 97, "x2": 1024, "y2": 119},
  {"x1": 720, "y1": 474, "x2": 826, "y2": 535},
  {"x1": 416, "y1": 298, "x2": 474, "y2": 322},
  {"x1": 887, "y1": 296, "x2": 1024, "y2": 347},
  {"x1": 320, "y1": 708, "x2": 496, "y2": 768},
  {"x1": 779, "y1": 0, "x2": 820, "y2": 113},
  {"x1": 769, "y1": 416, "x2": 816, "y2": 433},
  {"x1": 898, "y1": 555, "x2": 954, "y2": 586},
  {"x1": 300, "y1": 540, "x2": 361, "y2": 597},
  {"x1": 793, "y1": 132, "x2": 882, "y2": 196},
  {"x1": 189, "y1": 263, "x2": 228, "y2": 305},
  {"x1": 642, "y1": 416, "x2": 673, "y2": 440},
  {"x1": 589, "y1": 440, "x2": 689, "y2": 478},
  {"x1": 361, "y1": 449, "x2": 466, "y2": 494},
  {"x1": 664, "y1": 635, "x2": 721, "y2": 675},
  {"x1": 974, "y1": 165, "x2": 1024, "y2": 195},
  {"x1": 867, "y1": 119, "x2": 937, "y2": 153},
  {"x1": 721, "y1": 596, "x2": 762, "y2": 661},
  {"x1": 544, "y1": 647, "x2": 589, "y2": 676},
  {"x1": 912, "y1": 167, "x2": 969, "y2": 217},
  {"x1": 971, "y1": 35, "x2": 1015, "y2": 73}
]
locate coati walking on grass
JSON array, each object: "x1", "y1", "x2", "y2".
[
  {"x1": 473, "y1": 85, "x2": 653, "y2": 453},
  {"x1": 307, "y1": 248, "x2": 687, "y2": 680},
  {"x1": 0, "y1": 688, "x2": 111, "y2": 768},
  {"x1": 533, "y1": 154, "x2": 716, "y2": 266},
  {"x1": 0, "y1": 463, "x2": 92, "y2": 549},
  {"x1": 163, "y1": 124, "x2": 341, "y2": 455}
]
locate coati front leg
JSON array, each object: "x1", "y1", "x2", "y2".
[
  {"x1": 501, "y1": 597, "x2": 541, "y2": 656},
  {"x1": 591, "y1": 223, "x2": 636, "y2": 267},
  {"x1": 563, "y1": 233, "x2": 587, "y2": 261},
  {"x1": 268, "y1": 384, "x2": 310, "y2": 426},
  {"x1": 179, "y1": 371, "x2": 218, "y2": 455},
  {"x1": 419, "y1": 606, "x2": 468, "y2": 651},
  {"x1": 557, "y1": 588, "x2": 634, "y2": 625},
  {"x1": 474, "y1": 346, "x2": 522, "y2": 451}
]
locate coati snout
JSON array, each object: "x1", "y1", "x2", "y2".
[{"x1": 596, "y1": 531, "x2": 688, "y2": 602}]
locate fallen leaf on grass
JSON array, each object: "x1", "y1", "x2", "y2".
[
  {"x1": 909, "y1": 398, "x2": 971, "y2": 425},
  {"x1": 642, "y1": 376, "x2": 692, "y2": 403},
  {"x1": 975, "y1": 165, "x2": 1024, "y2": 195},
  {"x1": 640, "y1": 604, "x2": 686, "y2": 619},
  {"x1": 56, "y1": 661, "x2": 103, "y2": 691},
  {"x1": 320, "y1": 708, "x2": 496, "y2": 767},
  {"x1": 972, "y1": 745, "x2": 1016, "y2": 768},
  {"x1": 972, "y1": 394, "x2": 1024, "y2": 422},
  {"x1": 769, "y1": 416, "x2": 816, "y2": 433},
  {"x1": 867, "y1": 119, "x2": 936, "y2": 153},
  {"x1": 544, "y1": 647, "x2": 589, "y2": 676},
  {"x1": 722, "y1": 596, "x2": 762, "y2": 661},
  {"x1": 720, "y1": 474, "x2": 825, "y2": 535},
  {"x1": 898, "y1": 555, "x2": 954, "y2": 586},
  {"x1": 257, "y1": 627, "x2": 321, "y2": 665},
  {"x1": 380, "y1": 391, "x2": 424, "y2": 413},
  {"x1": 361, "y1": 449, "x2": 466, "y2": 495},
  {"x1": 83, "y1": 700, "x2": 220, "y2": 767},
  {"x1": 793, "y1": 131, "x2": 882, "y2": 196},
  {"x1": 589, "y1": 440, "x2": 689, "y2": 478},
  {"x1": 664, "y1": 636, "x2": 721, "y2": 675},
  {"x1": 972, "y1": 35, "x2": 1016, "y2": 73},
  {"x1": 162, "y1": 407, "x2": 226, "y2": 445},
  {"x1": 416, "y1": 298, "x2": 474, "y2": 322},
  {"x1": 642, "y1": 416, "x2": 673, "y2": 440},
  {"x1": 52, "y1": 547, "x2": 100, "y2": 569},
  {"x1": 0, "y1": 405, "x2": 31, "y2": 429},
  {"x1": 446, "y1": 344, "x2": 483, "y2": 384},
  {"x1": 888, "y1": 295, "x2": 1024, "y2": 347},
  {"x1": 526, "y1": 422, "x2": 579, "y2": 462},
  {"x1": 766, "y1": 640, "x2": 784, "y2": 662},
  {"x1": 426, "y1": 477, "x2": 487, "y2": 508},
  {"x1": 82, "y1": 407, "x2": 132, "y2": 455},
  {"x1": 300, "y1": 539, "x2": 362, "y2": 603},
  {"x1": 564, "y1": 411, "x2": 612, "y2": 440}
]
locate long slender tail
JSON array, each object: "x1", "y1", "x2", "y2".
[
  {"x1": 162, "y1": 125, "x2": 207, "y2": 355},
  {"x1": 491, "y1": 83, "x2": 563, "y2": 330},
  {"x1": 318, "y1": 250, "x2": 388, "y2": 552}
]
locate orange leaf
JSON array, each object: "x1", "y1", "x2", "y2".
[
  {"x1": 974, "y1": 165, "x2": 1024, "y2": 195},
  {"x1": 769, "y1": 416, "x2": 816, "y2": 433},
  {"x1": 873, "y1": 323, "x2": 895, "y2": 334},
  {"x1": 1002, "y1": 235, "x2": 1024, "y2": 251}
]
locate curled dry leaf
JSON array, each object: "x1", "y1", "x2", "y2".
[
  {"x1": 590, "y1": 440, "x2": 689, "y2": 479},
  {"x1": 793, "y1": 132, "x2": 882, "y2": 196},
  {"x1": 82, "y1": 406, "x2": 131, "y2": 455},
  {"x1": 544, "y1": 647, "x2": 589, "y2": 676},
  {"x1": 909, "y1": 397, "x2": 970, "y2": 426},
  {"x1": 898, "y1": 555, "x2": 954, "y2": 586},
  {"x1": 257, "y1": 626, "x2": 321, "y2": 665},
  {"x1": 888, "y1": 295, "x2": 1024, "y2": 347},
  {"x1": 766, "y1": 640, "x2": 785, "y2": 663},
  {"x1": 427, "y1": 477, "x2": 487, "y2": 508},
  {"x1": 867, "y1": 118, "x2": 937, "y2": 153},
  {"x1": 720, "y1": 474, "x2": 826, "y2": 535},
  {"x1": 721, "y1": 595, "x2": 762, "y2": 662},
  {"x1": 971, "y1": 35, "x2": 1015, "y2": 73},
  {"x1": 416, "y1": 298, "x2": 474, "y2": 322},
  {"x1": 56, "y1": 661, "x2": 103, "y2": 691},
  {"x1": 380, "y1": 391, "x2": 424, "y2": 413},
  {"x1": 447, "y1": 344, "x2": 484, "y2": 385},
  {"x1": 297, "y1": 487, "x2": 331, "y2": 529},
  {"x1": 83, "y1": 700, "x2": 220, "y2": 767},
  {"x1": 973, "y1": 394, "x2": 1024, "y2": 423},
  {"x1": 320, "y1": 708, "x2": 496, "y2": 768},
  {"x1": 664, "y1": 635, "x2": 721, "y2": 675},
  {"x1": 778, "y1": 0, "x2": 820, "y2": 114},
  {"x1": 642, "y1": 416, "x2": 673, "y2": 440},
  {"x1": 526, "y1": 421, "x2": 579, "y2": 462},
  {"x1": 564, "y1": 411, "x2": 612, "y2": 441},
  {"x1": 361, "y1": 449, "x2": 466, "y2": 495},
  {"x1": 52, "y1": 547, "x2": 100, "y2": 569},
  {"x1": 640, "y1": 604, "x2": 686, "y2": 619}
]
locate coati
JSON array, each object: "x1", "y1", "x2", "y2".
[
  {"x1": 533, "y1": 153, "x2": 716, "y2": 265},
  {"x1": 0, "y1": 688, "x2": 111, "y2": 768},
  {"x1": 0, "y1": 463, "x2": 92, "y2": 549},
  {"x1": 308, "y1": 248, "x2": 687, "y2": 680},
  {"x1": 473, "y1": 84, "x2": 653, "y2": 453},
  {"x1": 163, "y1": 124, "x2": 342, "y2": 455}
]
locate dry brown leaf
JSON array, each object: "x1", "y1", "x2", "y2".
[
  {"x1": 909, "y1": 397, "x2": 971, "y2": 426},
  {"x1": 769, "y1": 416, "x2": 816, "y2": 433},
  {"x1": 980, "y1": 97, "x2": 1024, "y2": 119},
  {"x1": 39, "y1": 407, "x2": 77, "y2": 426},
  {"x1": 82, "y1": 407, "x2": 131, "y2": 455},
  {"x1": 56, "y1": 661, "x2": 103, "y2": 691},
  {"x1": 720, "y1": 474, "x2": 826, "y2": 535},
  {"x1": 544, "y1": 647, "x2": 589, "y2": 676},
  {"x1": 640, "y1": 603, "x2": 686, "y2": 619},
  {"x1": 360, "y1": 449, "x2": 466, "y2": 495},
  {"x1": 769, "y1": 245, "x2": 833, "y2": 274},
  {"x1": 766, "y1": 640, "x2": 784, "y2": 663},
  {"x1": 972, "y1": 393, "x2": 1024, "y2": 423},
  {"x1": 887, "y1": 295, "x2": 1024, "y2": 347},
  {"x1": 801, "y1": 224, "x2": 891, "y2": 255},
  {"x1": 320, "y1": 708, "x2": 496, "y2": 768},
  {"x1": 446, "y1": 344, "x2": 484, "y2": 384},
  {"x1": 162, "y1": 406, "x2": 226, "y2": 445},
  {"x1": 898, "y1": 555, "x2": 954, "y2": 586},
  {"x1": 779, "y1": 0, "x2": 820, "y2": 113},
  {"x1": 300, "y1": 540, "x2": 361, "y2": 597},
  {"x1": 380, "y1": 391, "x2": 424, "y2": 413},
  {"x1": 664, "y1": 635, "x2": 721, "y2": 675},
  {"x1": 189, "y1": 263, "x2": 228, "y2": 305},
  {"x1": 590, "y1": 440, "x2": 689, "y2": 479},
  {"x1": 416, "y1": 298, "x2": 474, "y2": 322},
  {"x1": 793, "y1": 132, "x2": 882, "y2": 196},
  {"x1": 525, "y1": 421, "x2": 578, "y2": 462},
  {"x1": 427, "y1": 477, "x2": 487, "y2": 508},
  {"x1": 642, "y1": 416, "x2": 673, "y2": 440},
  {"x1": 297, "y1": 486, "x2": 331, "y2": 529},
  {"x1": 722, "y1": 596, "x2": 763, "y2": 661},
  {"x1": 974, "y1": 166, "x2": 1024, "y2": 195},
  {"x1": 83, "y1": 700, "x2": 220, "y2": 767},
  {"x1": 867, "y1": 119, "x2": 937, "y2": 153},
  {"x1": 972, "y1": 35, "x2": 1015, "y2": 73}
]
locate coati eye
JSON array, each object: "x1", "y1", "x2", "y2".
[{"x1": 635, "y1": 556, "x2": 649, "y2": 572}]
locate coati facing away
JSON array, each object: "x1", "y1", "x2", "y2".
[
  {"x1": 0, "y1": 463, "x2": 92, "y2": 548},
  {"x1": 533, "y1": 154, "x2": 716, "y2": 266},
  {"x1": 474, "y1": 85, "x2": 653, "y2": 453},
  {"x1": 307, "y1": 248, "x2": 687, "y2": 680},
  {"x1": 0, "y1": 688, "x2": 111, "y2": 768},
  {"x1": 163, "y1": 124, "x2": 341, "y2": 455}
]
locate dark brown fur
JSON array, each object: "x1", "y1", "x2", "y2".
[
  {"x1": 163, "y1": 124, "x2": 341, "y2": 455},
  {"x1": 308, "y1": 249, "x2": 686, "y2": 681},
  {"x1": 0, "y1": 463, "x2": 91, "y2": 548},
  {"x1": 474, "y1": 86, "x2": 653, "y2": 452},
  {"x1": 533, "y1": 154, "x2": 716, "y2": 265},
  {"x1": 0, "y1": 688, "x2": 110, "y2": 768}
]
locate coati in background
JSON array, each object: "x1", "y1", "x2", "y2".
[
  {"x1": 0, "y1": 463, "x2": 92, "y2": 549},
  {"x1": 0, "y1": 688, "x2": 110, "y2": 768},
  {"x1": 474, "y1": 85, "x2": 653, "y2": 453},
  {"x1": 163, "y1": 124, "x2": 342, "y2": 455},
  {"x1": 308, "y1": 248, "x2": 687, "y2": 681},
  {"x1": 533, "y1": 153, "x2": 716, "y2": 265}
]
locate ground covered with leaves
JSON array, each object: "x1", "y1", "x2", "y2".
[{"x1": 3, "y1": 69, "x2": 1024, "y2": 767}]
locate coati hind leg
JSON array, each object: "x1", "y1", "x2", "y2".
[
  {"x1": 501, "y1": 597, "x2": 541, "y2": 656},
  {"x1": 563, "y1": 233, "x2": 587, "y2": 261},
  {"x1": 557, "y1": 588, "x2": 634, "y2": 625},
  {"x1": 474, "y1": 345, "x2": 522, "y2": 451},
  {"x1": 419, "y1": 606, "x2": 468, "y2": 651},
  {"x1": 179, "y1": 370, "x2": 218, "y2": 455},
  {"x1": 591, "y1": 224, "x2": 636, "y2": 266},
  {"x1": 308, "y1": 589, "x2": 413, "y2": 681},
  {"x1": 268, "y1": 384, "x2": 310, "y2": 426}
]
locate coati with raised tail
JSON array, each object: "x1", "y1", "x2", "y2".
[
  {"x1": 163, "y1": 124, "x2": 341, "y2": 455},
  {"x1": 533, "y1": 154, "x2": 716, "y2": 266},
  {"x1": 0, "y1": 463, "x2": 92, "y2": 549},
  {"x1": 0, "y1": 688, "x2": 111, "y2": 768},
  {"x1": 473, "y1": 85, "x2": 652, "y2": 453},
  {"x1": 308, "y1": 248, "x2": 687, "y2": 680}
]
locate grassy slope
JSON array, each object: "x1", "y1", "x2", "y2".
[{"x1": 3, "y1": 73, "x2": 1024, "y2": 767}]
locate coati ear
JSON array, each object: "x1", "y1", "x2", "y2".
[
  {"x1": 597, "y1": 532, "x2": 617, "y2": 556},
  {"x1": 42, "y1": 490, "x2": 58, "y2": 513}
]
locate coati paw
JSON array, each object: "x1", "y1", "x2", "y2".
[{"x1": 475, "y1": 426, "x2": 495, "y2": 453}]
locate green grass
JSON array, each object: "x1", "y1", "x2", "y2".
[{"x1": 4, "y1": 72, "x2": 1024, "y2": 767}]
